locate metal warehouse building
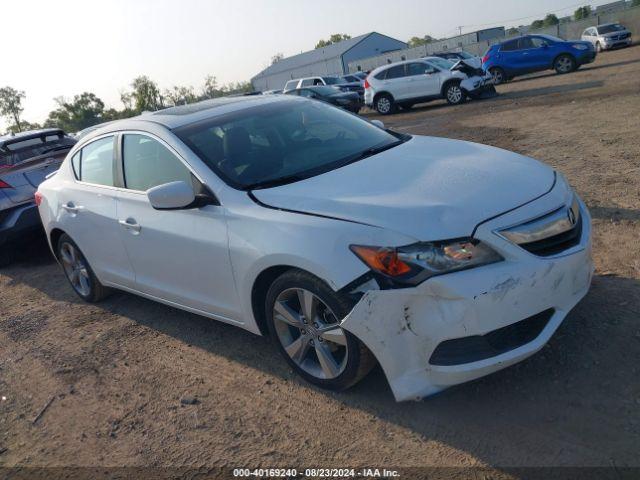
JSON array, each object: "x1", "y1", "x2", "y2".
[{"x1": 251, "y1": 32, "x2": 407, "y2": 91}]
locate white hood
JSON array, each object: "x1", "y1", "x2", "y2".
[{"x1": 252, "y1": 136, "x2": 555, "y2": 240}]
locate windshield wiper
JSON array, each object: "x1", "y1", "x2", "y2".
[
  {"x1": 350, "y1": 139, "x2": 404, "y2": 161},
  {"x1": 246, "y1": 173, "x2": 309, "y2": 190}
]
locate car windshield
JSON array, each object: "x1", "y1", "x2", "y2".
[
  {"x1": 0, "y1": 134, "x2": 75, "y2": 167},
  {"x1": 322, "y1": 77, "x2": 342, "y2": 85},
  {"x1": 458, "y1": 51, "x2": 474, "y2": 59},
  {"x1": 174, "y1": 99, "x2": 407, "y2": 190},
  {"x1": 427, "y1": 57, "x2": 455, "y2": 70},
  {"x1": 537, "y1": 34, "x2": 563, "y2": 43},
  {"x1": 598, "y1": 24, "x2": 625, "y2": 34}
]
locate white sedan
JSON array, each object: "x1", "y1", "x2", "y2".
[{"x1": 36, "y1": 96, "x2": 593, "y2": 401}]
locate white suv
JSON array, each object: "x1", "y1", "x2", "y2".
[{"x1": 364, "y1": 57, "x2": 493, "y2": 114}]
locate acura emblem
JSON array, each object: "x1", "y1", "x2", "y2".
[{"x1": 567, "y1": 207, "x2": 576, "y2": 226}]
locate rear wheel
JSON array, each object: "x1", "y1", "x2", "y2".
[
  {"x1": 444, "y1": 82, "x2": 466, "y2": 105},
  {"x1": 265, "y1": 270, "x2": 375, "y2": 391},
  {"x1": 57, "y1": 234, "x2": 111, "y2": 302},
  {"x1": 554, "y1": 54, "x2": 576, "y2": 74},
  {"x1": 489, "y1": 67, "x2": 506, "y2": 85},
  {"x1": 374, "y1": 94, "x2": 396, "y2": 115},
  {"x1": 596, "y1": 42, "x2": 602, "y2": 53}
]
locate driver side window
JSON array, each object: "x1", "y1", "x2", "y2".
[{"x1": 122, "y1": 134, "x2": 193, "y2": 192}]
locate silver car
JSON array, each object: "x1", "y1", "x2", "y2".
[{"x1": 581, "y1": 23, "x2": 632, "y2": 52}]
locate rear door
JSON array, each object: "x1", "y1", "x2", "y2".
[
  {"x1": 377, "y1": 64, "x2": 409, "y2": 100},
  {"x1": 496, "y1": 39, "x2": 521, "y2": 75},
  {"x1": 57, "y1": 135, "x2": 135, "y2": 287}
]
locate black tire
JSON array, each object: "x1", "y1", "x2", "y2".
[
  {"x1": 444, "y1": 81, "x2": 466, "y2": 105},
  {"x1": 554, "y1": 54, "x2": 576, "y2": 74},
  {"x1": 489, "y1": 67, "x2": 506, "y2": 85},
  {"x1": 374, "y1": 93, "x2": 396, "y2": 115},
  {"x1": 57, "y1": 233, "x2": 111, "y2": 302},
  {"x1": 0, "y1": 249, "x2": 15, "y2": 268},
  {"x1": 596, "y1": 42, "x2": 602, "y2": 53},
  {"x1": 265, "y1": 269, "x2": 376, "y2": 391}
]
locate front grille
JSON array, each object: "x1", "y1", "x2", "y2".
[
  {"x1": 429, "y1": 309, "x2": 554, "y2": 366},
  {"x1": 519, "y1": 215, "x2": 582, "y2": 257}
]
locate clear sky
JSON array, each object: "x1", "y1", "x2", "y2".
[{"x1": 1, "y1": 0, "x2": 612, "y2": 129}]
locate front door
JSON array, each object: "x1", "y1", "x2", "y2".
[
  {"x1": 404, "y1": 62, "x2": 440, "y2": 99},
  {"x1": 115, "y1": 133, "x2": 241, "y2": 321}
]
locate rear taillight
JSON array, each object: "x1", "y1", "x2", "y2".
[
  {"x1": 364, "y1": 77, "x2": 371, "y2": 89},
  {"x1": 0, "y1": 179, "x2": 11, "y2": 188},
  {"x1": 34, "y1": 191, "x2": 43, "y2": 206},
  {"x1": 482, "y1": 54, "x2": 490, "y2": 64}
]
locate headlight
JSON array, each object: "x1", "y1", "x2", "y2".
[
  {"x1": 572, "y1": 44, "x2": 589, "y2": 50},
  {"x1": 350, "y1": 239, "x2": 503, "y2": 286}
]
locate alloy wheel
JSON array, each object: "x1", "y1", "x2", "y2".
[
  {"x1": 272, "y1": 288, "x2": 348, "y2": 380},
  {"x1": 60, "y1": 242, "x2": 91, "y2": 297},
  {"x1": 447, "y1": 85, "x2": 463, "y2": 104},
  {"x1": 556, "y1": 56, "x2": 574, "y2": 73},
  {"x1": 376, "y1": 97, "x2": 391, "y2": 114},
  {"x1": 490, "y1": 68, "x2": 504, "y2": 84}
]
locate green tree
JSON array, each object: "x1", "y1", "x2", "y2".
[
  {"x1": 543, "y1": 14, "x2": 559, "y2": 26},
  {"x1": 5, "y1": 120, "x2": 41, "y2": 135},
  {"x1": 632, "y1": 0, "x2": 640, "y2": 6},
  {"x1": 164, "y1": 86, "x2": 197, "y2": 106},
  {"x1": 506, "y1": 27, "x2": 520, "y2": 36},
  {"x1": 130, "y1": 76, "x2": 162, "y2": 113},
  {"x1": 271, "y1": 52, "x2": 284, "y2": 65},
  {"x1": 574, "y1": 6, "x2": 591, "y2": 20},
  {"x1": 0, "y1": 87, "x2": 26, "y2": 133},
  {"x1": 407, "y1": 35, "x2": 435, "y2": 47},
  {"x1": 202, "y1": 75, "x2": 223, "y2": 99},
  {"x1": 315, "y1": 33, "x2": 351, "y2": 49},
  {"x1": 531, "y1": 19, "x2": 545, "y2": 29},
  {"x1": 44, "y1": 92, "x2": 106, "y2": 132}
]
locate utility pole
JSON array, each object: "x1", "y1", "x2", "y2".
[{"x1": 457, "y1": 26, "x2": 463, "y2": 36}]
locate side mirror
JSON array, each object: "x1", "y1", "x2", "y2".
[
  {"x1": 371, "y1": 119, "x2": 385, "y2": 129},
  {"x1": 147, "y1": 181, "x2": 196, "y2": 210}
]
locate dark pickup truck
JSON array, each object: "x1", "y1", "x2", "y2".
[{"x1": 0, "y1": 128, "x2": 76, "y2": 266}]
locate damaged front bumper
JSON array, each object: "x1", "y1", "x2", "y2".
[{"x1": 340, "y1": 195, "x2": 593, "y2": 402}]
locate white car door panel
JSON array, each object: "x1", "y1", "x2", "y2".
[
  {"x1": 116, "y1": 133, "x2": 241, "y2": 321},
  {"x1": 60, "y1": 137, "x2": 135, "y2": 287},
  {"x1": 405, "y1": 62, "x2": 441, "y2": 98}
]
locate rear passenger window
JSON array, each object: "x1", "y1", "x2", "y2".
[
  {"x1": 501, "y1": 40, "x2": 519, "y2": 52},
  {"x1": 384, "y1": 65, "x2": 406, "y2": 79},
  {"x1": 300, "y1": 79, "x2": 314, "y2": 87},
  {"x1": 122, "y1": 134, "x2": 192, "y2": 191},
  {"x1": 76, "y1": 137, "x2": 115, "y2": 186}
]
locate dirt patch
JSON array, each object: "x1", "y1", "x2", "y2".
[{"x1": 1, "y1": 46, "x2": 639, "y2": 473}]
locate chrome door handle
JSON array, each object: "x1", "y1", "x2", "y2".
[
  {"x1": 62, "y1": 203, "x2": 84, "y2": 213},
  {"x1": 119, "y1": 219, "x2": 141, "y2": 233}
]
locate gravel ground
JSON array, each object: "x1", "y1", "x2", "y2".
[{"x1": 1, "y1": 45, "x2": 639, "y2": 477}]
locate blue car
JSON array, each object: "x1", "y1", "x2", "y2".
[{"x1": 482, "y1": 34, "x2": 596, "y2": 84}]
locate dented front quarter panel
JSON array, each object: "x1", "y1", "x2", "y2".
[{"x1": 340, "y1": 193, "x2": 594, "y2": 402}]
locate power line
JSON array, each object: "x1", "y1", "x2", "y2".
[{"x1": 449, "y1": 0, "x2": 613, "y2": 35}]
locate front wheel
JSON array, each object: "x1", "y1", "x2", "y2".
[
  {"x1": 554, "y1": 54, "x2": 576, "y2": 74},
  {"x1": 596, "y1": 42, "x2": 602, "y2": 53},
  {"x1": 265, "y1": 270, "x2": 375, "y2": 391},
  {"x1": 444, "y1": 82, "x2": 466, "y2": 105},
  {"x1": 374, "y1": 94, "x2": 396, "y2": 115},
  {"x1": 57, "y1": 234, "x2": 111, "y2": 302}
]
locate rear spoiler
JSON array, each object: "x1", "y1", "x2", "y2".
[{"x1": 0, "y1": 129, "x2": 66, "y2": 153}]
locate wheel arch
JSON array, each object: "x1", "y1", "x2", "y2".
[
  {"x1": 373, "y1": 91, "x2": 394, "y2": 103},
  {"x1": 441, "y1": 78, "x2": 462, "y2": 97},
  {"x1": 49, "y1": 227, "x2": 66, "y2": 259},
  {"x1": 552, "y1": 52, "x2": 576, "y2": 68}
]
